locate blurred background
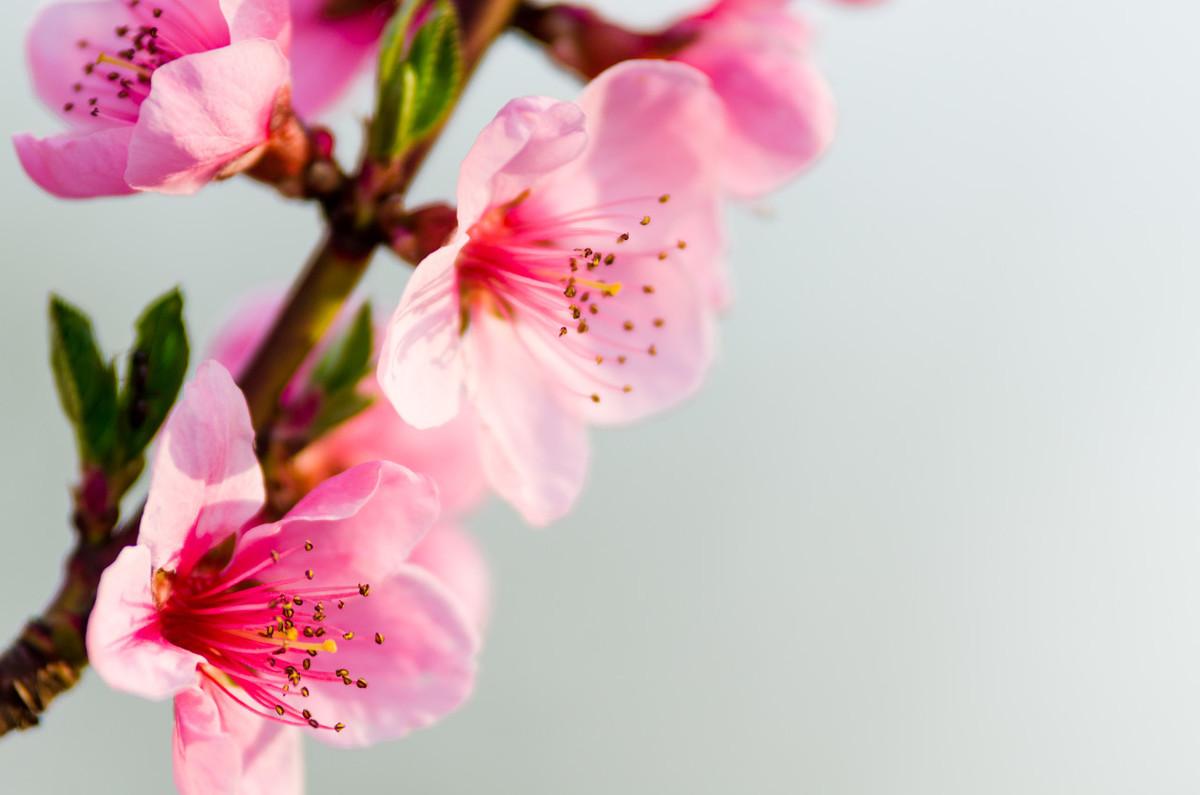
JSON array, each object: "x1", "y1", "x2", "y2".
[{"x1": 4, "y1": 0, "x2": 1200, "y2": 792}]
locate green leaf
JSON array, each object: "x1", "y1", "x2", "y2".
[
  {"x1": 308, "y1": 390, "x2": 375, "y2": 444},
  {"x1": 48, "y1": 295, "x2": 118, "y2": 467},
  {"x1": 311, "y1": 303, "x2": 374, "y2": 396},
  {"x1": 118, "y1": 288, "x2": 189, "y2": 460},
  {"x1": 370, "y1": 0, "x2": 463, "y2": 161}
]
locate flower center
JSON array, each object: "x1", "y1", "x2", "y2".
[
  {"x1": 60, "y1": 2, "x2": 222, "y2": 123},
  {"x1": 158, "y1": 539, "x2": 384, "y2": 735},
  {"x1": 457, "y1": 190, "x2": 684, "y2": 404}
]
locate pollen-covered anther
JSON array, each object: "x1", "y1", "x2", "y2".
[
  {"x1": 358, "y1": 583, "x2": 370, "y2": 597},
  {"x1": 659, "y1": 194, "x2": 671, "y2": 203},
  {"x1": 335, "y1": 723, "x2": 346, "y2": 733},
  {"x1": 356, "y1": 678, "x2": 369, "y2": 689},
  {"x1": 375, "y1": 632, "x2": 385, "y2": 645},
  {"x1": 591, "y1": 394, "x2": 601, "y2": 403},
  {"x1": 623, "y1": 321, "x2": 635, "y2": 332},
  {"x1": 304, "y1": 540, "x2": 314, "y2": 552},
  {"x1": 343, "y1": 631, "x2": 355, "y2": 640},
  {"x1": 640, "y1": 216, "x2": 651, "y2": 226},
  {"x1": 305, "y1": 569, "x2": 315, "y2": 580},
  {"x1": 559, "y1": 326, "x2": 568, "y2": 337}
]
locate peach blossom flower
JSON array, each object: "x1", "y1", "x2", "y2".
[
  {"x1": 87, "y1": 362, "x2": 477, "y2": 794},
  {"x1": 15, "y1": 0, "x2": 292, "y2": 197},
  {"x1": 379, "y1": 61, "x2": 724, "y2": 525}
]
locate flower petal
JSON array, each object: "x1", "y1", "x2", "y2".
[
  {"x1": 25, "y1": 0, "x2": 132, "y2": 130},
  {"x1": 221, "y1": 0, "x2": 292, "y2": 46},
  {"x1": 236, "y1": 461, "x2": 439, "y2": 584},
  {"x1": 288, "y1": 0, "x2": 389, "y2": 116},
  {"x1": 456, "y1": 96, "x2": 588, "y2": 226},
  {"x1": 86, "y1": 545, "x2": 204, "y2": 700},
  {"x1": 466, "y1": 313, "x2": 590, "y2": 526},
  {"x1": 409, "y1": 522, "x2": 491, "y2": 632},
  {"x1": 545, "y1": 60, "x2": 723, "y2": 212},
  {"x1": 298, "y1": 384, "x2": 488, "y2": 518},
  {"x1": 13, "y1": 128, "x2": 135, "y2": 199},
  {"x1": 300, "y1": 566, "x2": 477, "y2": 748},
  {"x1": 142, "y1": 361, "x2": 264, "y2": 572},
  {"x1": 174, "y1": 679, "x2": 303, "y2": 795},
  {"x1": 685, "y1": 46, "x2": 835, "y2": 197},
  {"x1": 378, "y1": 240, "x2": 467, "y2": 430},
  {"x1": 125, "y1": 39, "x2": 288, "y2": 194}
]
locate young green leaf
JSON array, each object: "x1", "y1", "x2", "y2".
[
  {"x1": 370, "y1": 0, "x2": 463, "y2": 161},
  {"x1": 48, "y1": 295, "x2": 118, "y2": 467},
  {"x1": 118, "y1": 288, "x2": 189, "y2": 460}
]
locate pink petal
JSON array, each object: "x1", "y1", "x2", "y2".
[
  {"x1": 378, "y1": 241, "x2": 468, "y2": 430},
  {"x1": 300, "y1": 566, "x2": 477, "y2": 748},
  {"x1": 25, "y1": 0, "x2": 132, "y2": 130},
  {"x1": 86, "y1": 545, "x2": 204, "y2": 700},
  {"x1": 683, "y1": 46, "x2": 835, "y2": 197},
  {"x1": 236, "y1": 461, "x2": 439, "y2": 584},
  {"x1": 141, "y1": 361, "x2": 264, "y2": 572},
  {"x1": 125, "y1": 39, "x2": 289, "y2": 194},
  {"x1": 409, "y1": 522, "x2": 492, "y2": 632},
  {"x1": 288, "y1": 0, "x2": 390, "y2": 116},
  {"x1": 547, "y1": 60, "x2": 723, "y2": 211},
  {"x1": 456, "y1": 96, "x2": 588, "y2": 226},
  {"x1": 174, "y1": 679, "x2": 303, "y2": 795},
  {"x1": 13, "y1": 128, "x2": 135, "y2": 199},
  {"x1": 466, "y1": 313, "x2": 590, "y2": 526},
  {"x1": 299, "y1": 383, "x2": 488, "y2": 518},
  {"x1": 510, "y1": 246, "x2": 716, "y2": 426},
  {"x1": 221, "y1": 0, "x2": 293, "y2": 46}
]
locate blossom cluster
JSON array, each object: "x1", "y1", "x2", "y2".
[{"x1": 10, "y1": 0, "x2": 872, "y2": 790}]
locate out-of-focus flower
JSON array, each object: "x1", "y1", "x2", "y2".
[
  {"x1": 668, "y1": 0, "x2": 835, "y2": 197},
  {"x1": 515, "y1": 0, "x2": 834, "y2": 198},
  {"x1": 289, "y1": 0, "x2": 392, "y2": 117},
  {"x1": 378, "y1": 60, "x2": 723, "y2": 526},
  {"x1": 87, "y1": 362, "x2": 477, "y2": 794},
  {"x1": 209, "y1": 293, "x2": 492, "y2": 629},
  {"x1": 15, "y1": 0, "x2": 293, "y2": 198}
]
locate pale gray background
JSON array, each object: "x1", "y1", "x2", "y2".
[{"x1": 3, "y1": 0, "x2": 1200, "y2": 792}]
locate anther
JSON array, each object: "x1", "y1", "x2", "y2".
[
  {"x1": 356, "y1": 679, "x2": 368, "y2": 689},
  {"x1": 591, "y1": 394, "x2": 601, "y2": 403},
  {"x1": 270, "y1": 550, "x2": 280, "y2": 563},
  {"x1": 335, "y1": 668, "x2": 350, "y2": 678},
  {"x1": 304, "y1": 540, "x2": 314, "y2": 552},
  {"x1": 305, "y1": 569, "x2": 315, "y2": 580},
  {"x1": 677, "y1": 240, "x2": 687, "y2": 249},
  {"x1": 659, "y1": 194, "x2": 671, "y2": 203},
  {"x1": 623, "y1": 321, "x2": 634, "y2": 332},
  {"x1": 618, "y1": 233, "x2": 630, "y2": 243},
  {"x1": 653, "y1": 318, "x2": 664, "y2": 328},
  {"x1": 301, "y1": 687, "x2": 310, "y2": 697},
  {"x1": 302, "y1": 709, "x2": 312, "y2": 720},
  {"x1": 623, "y1": 385, "x2": 633, "y2": 393},
  {"x1": 559, "y1": 327, "x2": 568, "y2": 337},
  {"x1": 308, "y1": 718, "x2": 320, "y2": 729},
  {"x1": 640, "y1": 216, "x2": 651, "y2": 226},
  {"x1": 604, "y1": 254, "x2": 615, "y2": 265},
  {"x1": 648, "y1": 345, "x2": 658, "y2": 356},
  {"x1": 274, "y1": 705, "x2": 285, "y2": 716},
  {"x1": 643, "y1": 285, "x2": 655, "y2": 294},
  {"x1": 358, "y1": 584, "x2": 370, "y2": 597},
  {"x1": 374, "y1": 632, "x2": 385, "y2": 645},
  {"x1": 343, "y1": 631, "x2": 355, "y2": 640},
  {"x1": 335, "y1": 723, "x2": 346, "y2": 733}
]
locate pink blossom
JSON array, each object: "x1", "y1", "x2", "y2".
[
  {"x1": 668, "y1": 0, "x2": 835, "y2": 197},
  {"x1": 15, "y1": 0, "x2": 293, "y2": 198},
  {"x1": 378, "y1": 61, "x2": 723, "y2": 526},
  {"x1": 87, "y1": 361, "x2": 477, "y2": 794},
  {"x1": 209, "y1": 292, "x2": 491, "y2": 628},
  {"x1": 288, "y1": 0, "x2": 392, "y2": 117}
]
